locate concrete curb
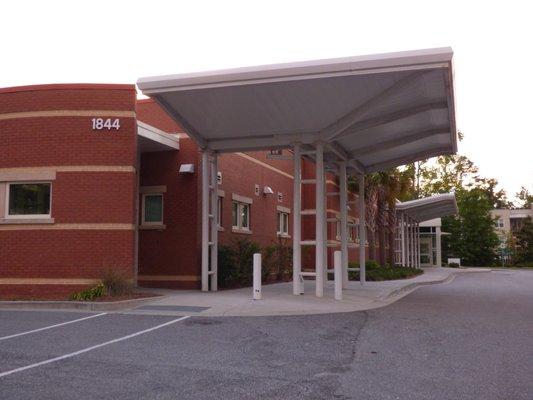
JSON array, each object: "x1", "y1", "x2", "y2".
[
  {"x1": 385, "y1": 268, "x2": 492, "y2": 300},
  {"x1": 0, "y1": 295, "x2": 164, "y2": 312}
]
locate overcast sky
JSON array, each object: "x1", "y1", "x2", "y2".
[{"x1": 2, "y1": 0, "x2": 531, "y2": 201}]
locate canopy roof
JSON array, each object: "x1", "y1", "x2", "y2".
[
  {"x1": 137, "y1": 121, "x2": 179, "y2": 153},
  {"x1": 397, "y1": 193, "x2": 458, "y2": 222},
  {"x1": 137, "y1": 47, "x2": 457, "y2": 174}
]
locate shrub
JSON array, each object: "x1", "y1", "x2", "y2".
[
  {"x1": 448, "y1": 262, "x2": 460, "y2": 268},
  {"x1": 101, "y1": 268, "x2": 133, "y2": 296},
  {"x1": 218, "y1": 238, "x2": 260, "y2": 288},
  {"x1": 262, "y1": 237, "x2": 293, "y2": 282},
  {"x1": 347, "y1": 260, "x2": 423, "y2": 281},
  {"x1": 70, "y1": 283, "x2": 105, "y2": 301}
]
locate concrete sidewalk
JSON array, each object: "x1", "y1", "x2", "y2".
[{"x1": 129, "y1": 267, "x2": 490, "y2": 317}]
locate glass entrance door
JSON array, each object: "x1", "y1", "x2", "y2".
[{"x1": 420, "y1": 236, "x2": 433, "y2": 266}]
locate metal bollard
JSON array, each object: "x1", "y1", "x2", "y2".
[
  {"x1": 334, "y1": 250, "x2": 342, "y2": 300},
  {"x1": 253, "y1": 253, "x2": 262, "y2": 300}
]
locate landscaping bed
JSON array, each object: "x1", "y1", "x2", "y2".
[
  {"x1": 348, "y1": 260, "x2": 423, "y2": 281},
  {"x1": 0, "y1": 292, "x2": 161, "y2": 302}
]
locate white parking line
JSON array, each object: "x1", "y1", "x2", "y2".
[
  {"x1": 0, "y1": 313, "x2": 108, "y2": 341},
  {"x1": 0, "y1": 315, "x2": 190, "y2": 379}
]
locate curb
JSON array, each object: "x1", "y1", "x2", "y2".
[
  {"x1": 0, "y1": 295, "x2": 163, "y2": 312},
  {"x1": 385, "y1": 268, "x2": 492, "y2": 300}
]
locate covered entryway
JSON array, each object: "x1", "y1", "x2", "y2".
[
  {"x1": 396, "y1": 194, "x2": 458, "y2": 268},
  {"x1": 137, "y1": 47, "x2": 458, "y2": 299}
]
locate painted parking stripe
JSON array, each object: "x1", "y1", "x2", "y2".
[
  {"x1": 0, "y1": 315, "x2": 190, "y2": 379},
  {"x1": 0, "y1": 313, "x2": 108, "y2": 342}
]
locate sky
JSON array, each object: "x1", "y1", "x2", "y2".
[{"x1": 1, "y1": 0, "x2": 532, "y2": 202}]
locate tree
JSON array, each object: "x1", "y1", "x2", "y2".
[
  {"x1": 515, "y1": 186, "x2": 533, "y2": 209},
  {"x1": 442, "y1": 188, "x2": 499, "y2": 266}
]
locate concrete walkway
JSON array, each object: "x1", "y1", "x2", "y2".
[{"x1": 130, "y1": 267, "x2": 490, "y2": 317}]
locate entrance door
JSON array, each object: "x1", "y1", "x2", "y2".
[{"x1": 420, "y1": 236, "x2": 433, "y2": 267}]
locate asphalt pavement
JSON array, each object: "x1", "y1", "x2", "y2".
[{"x1": 0, "y1": 269, "x2": 531, "y2": 399}]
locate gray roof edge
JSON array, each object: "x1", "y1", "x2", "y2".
[{"x1": 137, "y1": 47, "x2": 453, "y2": 92}]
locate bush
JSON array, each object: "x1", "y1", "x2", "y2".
[
  {"x1": 70, "y1": 283, "x2": 105, "y2": 301},
  {"x1": 347, "y1": 260, "x2": 423, "y2": 281},
  {"x1": 218, "y1": 238, "x2": 260, "y2": 288},
  {"x1": 513, "y1": 261, "x2": 533, "y2": 268},
  {"x1": 101, "y1": 268, "x2": 133, "y2": 296},
  {"x1": 262, "y1": 238, "x2": 293, "y2": 282},
  {"x1": 447, "y1": 262, "x2": 460, "y2": 268}
]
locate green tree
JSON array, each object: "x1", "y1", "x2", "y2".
[
  {"x1": 442, "y1": 188, "x2": 499, "y2": 266},
  {"x1": 515, "y1": 186, "x2": 533, "y2": 209}
]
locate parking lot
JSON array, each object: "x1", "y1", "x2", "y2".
[{"x1": 1, "y1": 271, "x2": 532, "y2": 400}]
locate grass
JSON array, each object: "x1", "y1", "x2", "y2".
[{"x1": 348, "y1": 260, "x2": 423, "y2": 281}]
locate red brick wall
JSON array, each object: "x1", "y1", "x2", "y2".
[
  {"x1": 0, "y1": 84, "x2": 137, "y2": 296},
  {"x1": 135, "y1": 98, "x2": 371, "y2": 288}
]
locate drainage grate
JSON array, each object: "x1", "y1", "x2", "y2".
[{"x1": 135, "y1": 305, "x2": 210, "y2": 312}]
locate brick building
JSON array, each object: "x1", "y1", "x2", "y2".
[{"x1": 0, "y1": 84, "x2": 366, "y2": 297}]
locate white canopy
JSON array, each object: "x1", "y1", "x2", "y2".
[
  {"x1": 397, "y1": 193, "x2": 458, "y2": 222},
  {"x1": 137, "y1": 47, "x2": 457, "y2": 174}
]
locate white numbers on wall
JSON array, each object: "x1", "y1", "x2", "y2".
[{"x1": 92, "y1": 118, "x2": 121, "y2": 130}]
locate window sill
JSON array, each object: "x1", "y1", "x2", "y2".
[
  {"x1": 0, "y1": 218, "x2": 54, "y2": 225},
  {"x1": 217, "y1": 226, "x2": 225, "y2": 232},
  {"x1": 277, "y1": 233, "x2": 291, "y2": 239},
  {"x1": 232, "y1": 227, "x2": 252, "y2": 235},
  {"x1": 139, "y1": 224, "x2": 166, "y2": 230}
]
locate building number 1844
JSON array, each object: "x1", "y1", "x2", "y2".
[{"x1": 92, "y1": 118, "x2": 121, "y2": 130}]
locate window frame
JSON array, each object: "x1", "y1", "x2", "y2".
[
  {"x1": 141, "y1": 193, "x2": 164, "y2": 226},
  {"x1": 217, "y1": 196, "x2": 223, "y2": 227},
  {"x1": 232, "y1": 201, "x2": 251, "y2": 231},
  {"x1": 277, "y1": 211, "x2": 289, "y2": 236},
  {"x1": 5, "y1": 182, "x2": 52, "y2": 219}
]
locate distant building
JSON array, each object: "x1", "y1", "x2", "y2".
[
  {"x1": 491, "y1": 206, "x2": 533, "y2": 237},
  {"x1": 490, "y1": 206, "x2": 533, "y2": 261}
]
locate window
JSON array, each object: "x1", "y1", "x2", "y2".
[
  {"x1": 495, "y1": 218, "x2": 504, "y2": 228},
  {"x1": 217, "y1": 196, "x2": 223, "y2": 227},
  {"x1": 277, "y1": 211, "x2": 289, "y2": 235},
  {"x1": 232, "y1": 201, "x2": 250, "y2": 230},
  {"x1": 142, "y1": 194, "x2": 163, "y2": 225},
  {"x1": 6, "y1": 183, "x2": 51, "y2": 218},
  {"x1": 349, "y1": 223, "x2": 359, "y2": 243}
]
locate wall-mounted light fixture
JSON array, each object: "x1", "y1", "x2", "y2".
[
  {"x1": 263, "y1": 186, "x2": 274, "y2": 195},
  {"x1": 179, "y1": 164, "x2": 195, "y2": 174}
]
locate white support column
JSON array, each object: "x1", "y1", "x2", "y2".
[
  {"x1": 315, "y1": 142, "x2": 325, "y2": 297},
  {"x1": 334, "y1": 250, "x2": 342, "y2": 300},
  {"x1": 210, "y1": 153, "x2": 218, "y2": 290},
  {"x1": 400, "y1": 213, "x2": 405, "y2": 267},
  {"x1": 416, "y1": 223, "x2": 421, "y2": 269},
  {"x1": 322, "y1": 165, "x2": 328, "y2": 288},
  {"x1": 409, "y1": 218, "x2": 416, "y2": 268},
  {"x1": 201, "y1": 151, "x2": 210, "y2": 292},
  {"x1": 406, "y1": 217, "x2": 411, "y2": 267},
  {"x1": 436, "y1": 226, "x2": 442, "y2": 267},
  {"x1": 292, "y1": 144, "x2": 302, "y2": 295},
  {"x1": 339, "y1": 161, "x2": 349, "y2": 289},
  {"x1": 358, "y1": 174, "x2": 366, "y2": 285}
]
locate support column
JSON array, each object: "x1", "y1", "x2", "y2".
[
  {"x1": 210, "y1": 153, "x2": 218, "y2": 290},
  {"x1": 201, "y1": 151, "x2": 210, "y2": 292},
  {"x1": 315, "y1": 142, "x2": 325, "y2": 297},
  {"x1": 416, "y1": 223, "x2": 420, "y2": 268},
  {"x1": 406, "y1": 217, "x2": 411, "y2": 267},
  {"x1": 409, "y1": 218, "x2": 416, "y2": 268},
  {"x1": 358, "y1": 174, "x2": 366, "y2": 285},
  {"x1": 292, "y1": 144, "x2": 302, "y2": 295},
  {"x1": 400, "y1": 213, "x2": 405, "y2": 267},
  {"x1": 339, "y1": 162, "x2": 349, "y2": 289},
  {"x1": 322, "y1": 166, "x2": 328, "y2": 288},
  {"x1": 436, "y1": 226, "x2": 442, "y2": 267}
]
